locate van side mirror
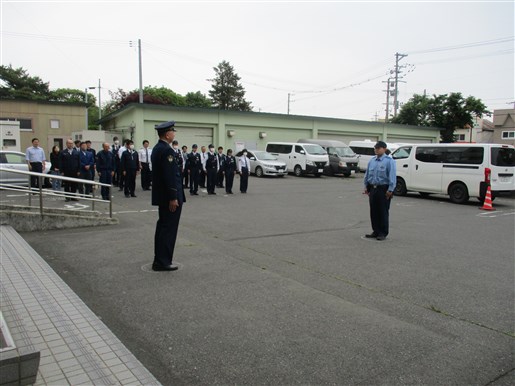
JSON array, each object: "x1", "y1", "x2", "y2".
[
  {"x1": 250, "y1": 157, "x2": 256, "y2": 161},
  {"x1": 300, "y1": 150, "x2": 305, "y2": 155}
]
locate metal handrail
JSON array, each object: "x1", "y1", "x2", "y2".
[{"x1": 0, "y1": 167, "x2": 113, "y2": 218}]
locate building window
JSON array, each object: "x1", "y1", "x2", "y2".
[
  {"x1": 0, "y1": 117, "x2": 32, "y2": 131},
  {"x1": 456, "y1": 134, "x2": 466, "y2": 141},
  {"x1": 50, "y1": 119, "x2": 60, "y2": 129},
  {"x1": 502, "y1": 131, "x2": 515, "y2": 139}
]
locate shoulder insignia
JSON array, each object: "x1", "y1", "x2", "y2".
[{"x1": 168, "y1": 155, "x2": 174, "y2": 163}]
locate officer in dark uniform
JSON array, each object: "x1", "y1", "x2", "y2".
[
  {"x1": 216, "y1": 146, "x2": 226, "y2": 188},
  {"x1": 120, "y1": 140, "x2": 140, "y2": 198},
  {"x1": 187, "y1": 144, "x2": 201, "y2": 195},
  {"x1": 204, "y1": 144, "x2": 219, "y2": 195},
  {"x1": 96, "y1": 142, "x2": 115, "y2": 200},
  {"x1": 224, "y1": 149, "x2": 237, "y2": 194},
  {"x1": 151, "y1": 121, "x2": 185, "y2": 271},
  {"x1": 59, "y1": 138, "x2": 81, "y2": 201},
  {"x1": 172, "y1": 140, "x2": 184, "y2": 172}
]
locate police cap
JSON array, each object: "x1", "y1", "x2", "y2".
[
  {"x1": 374, "y1": 141, "x2": 387, "y2": 149},
  {"x1": 154, "y1": 121, "x2": 176, "y2": 132}
]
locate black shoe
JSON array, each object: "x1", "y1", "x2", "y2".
[
  {"x1": 193, "y1": 192, "x2": 199, "y2": 195},
  {"x1": 152, "y1": 264, "x2": 178, "y2": 272},
  {"x1": 72, "y1": 198, "x2": 79, "y2": 201},
  {"x1": 125, "y1": 195, "x2": 130, "y2": 198},
  {"x1": 131, "y1": 194, "x2": 137, "y2": 197},
  {"x1": 365, "y1": 233, "x2": 377, "y2": 238},
  {"x1": 376, "y1": 235, "x2": 386, "y2": 241}
]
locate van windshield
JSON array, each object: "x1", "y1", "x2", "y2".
[
  {"x1": 491, "y1": 147, "x2": 514, "y2": 167},
  {"x1": 303, "y1": 144, "x2": 327, "y2": 155},
  {"x1": 332, "y1": 146, "x2": 355, "y2": 157}
]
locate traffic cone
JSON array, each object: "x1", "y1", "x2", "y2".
[{"x1": 480, "y1": 185, "x2": 495, "y2": 211}]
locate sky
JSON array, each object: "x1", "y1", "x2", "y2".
[{"x1": 1, "y1": 0, "x2": 514, "y2": 122}]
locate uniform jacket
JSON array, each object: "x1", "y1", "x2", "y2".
[
  {"x1": 187, "y1": 152, "x2": 202, "y2": 170},
  {"x1": 59, "y1": 148, "x2": 80, "y2": 174},
  {"x1": 79, "y1": 150, "x2": 95, "y2": 173},
  {"x1": 120, "y1": 150, "x2": 140, "y2": 172},
  {"x1": 151, "y1": 139, "x2": 186, "y2": 206},
  {"x1": 97, "y1": 150, "x2": 115, "y2": 173},
  {"x1": 224, "y1": 155, "x2": 237, "y2": 173}
]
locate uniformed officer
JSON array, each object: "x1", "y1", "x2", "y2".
[
  {"x1": 363, "y1": 141, "x2": 397, "y2": 241},
  {"x1": 203, "y1": 144, "x2": 219, "y2": 195},
  {"x1": 187, "y1": 144, "x2": 201, "y2": 195},
  {"x1": 216, "y1": 146, "x2": 226, "y2": 188},
  {"x1": 96, "y1": 142, "x2": 115, "y2": 200},
  {"x1": 238, "y1": 149, "x2": 251, "y2": 194},
  {"x1": 151, "y1": 121, "x2": 185, "y2": 272},
  {"x1": 120, "y1": 140, "x2": 140, "y2": 198},
  {"x1": 172, "y1": 140, "x2": 184, "y2": 172},
  {"x1": 224, "y1": 149, "x2": 237, "y2": 194}
]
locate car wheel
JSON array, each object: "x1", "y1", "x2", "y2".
[
  {"x1": 448, "y1": 182, "x2": 469, "y2": 204},
  {"x1": 255, "y1": 166, "x2": 263, "y2": 178},
  {"x1": 343, "y1": 173, "x2": 351, "y2": 178},
  {"x1": 314, "y1": 173, "x2": 322, "y2": 177},
  {"x1": 294, "y1": 165, "x2": 303, "y2": 177},
  {"x1": 394, "y1": 177, "x2": 407, "y2": 196}
]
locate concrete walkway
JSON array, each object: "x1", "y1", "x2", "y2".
[{"x1": 0, "y1": 225, "x2": 160, "y2": 385}]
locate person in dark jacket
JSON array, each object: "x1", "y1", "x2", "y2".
[
  {"x1": 97, "y1": 142, "x2": 115, "y2": 200},
  {"x1": 59, "y1": 139, "x2": 80, "y2": 201},
  {"x1": 120, "y1": 140, "x2": 140, "y2": 198},
  {"x1": 203, "y1": 144, "x2": 219, "y2": 195},
  {"x1": 79, "y1": 142, "x2": 95, "y2": 196},
  {"x1": 187, "y1": 144, "x2": 201, "y2": 195},
  {"x1": 224, "y1": 149, "x2": 237, "y2": 194},
  {"x1": 49, "y1": 145, "x2": 61, "y2": 191},
  {"x1": 151, "y1": 121, "x2": 185, "y2": 272},
  {"x1": 216, "y1": 146, "x2": 226, "y2": 188}
]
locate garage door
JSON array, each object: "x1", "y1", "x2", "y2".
[
  {"x1": 318, "y1": 133, "x2": 379, "y2": 144},
  {"x1": 175, "y1": 127, "x2": 213, "y2": 149}
]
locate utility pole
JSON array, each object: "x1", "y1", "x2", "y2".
[
  {"x1": 98, "y1": 79, "x2": 102, "y2": 130},
  {"x1": 138, "y1": 39, "x2": 143, "y2": 104},
  {"x1": 85, "y1": 89, "x2": 88, "y2": 130},
  {"x1": 383, "y1": 78, "x2": 394, "y2": 123},
  {"x1": 393, "y1": 52, "x2": 407, "y2": 118},
  {"x1": 287, "y1": 93, "x2": 290, "y2": 115}
]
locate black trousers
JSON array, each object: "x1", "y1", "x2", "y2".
[
  {"x1": 63, "y1": 171, "x2": 78, "y2": 195},
  {"x1": 99, "y1": 171, "x2": 112, "y2": 199},
  {"x1": 189, "y1": 168, "x2": 199, "y2": 193},
  {"x1": 225, "y1": 171, "x2": 235, "y2": 193},
  {"x1": 80, "y1": 170, "x2": 92, "y2": 195},
  {"x1": 141, "y1": 163, "x2": 151, "y2": 190},
  {"x1": 206, "y1": 168, "x2": 217, "y2": 193},
  {"x1": 199, "y1": 170, "x2": 206, "y2": 187},
  {"x1": 368, "y1": 185, "x2": 391, "y2": 237},
  {"x1": 240, "y1": 168, "x2": 249, "y2": 193},
  {"x1": 217, "y1": 170, "x2": 224, "y2": 187},
  {"x1": 113, "y1": 158, "x2": 120, "y2": 185},
  {"x1": 124, "y1": 169, "x2": 137, "y2": 196},
  {"x1": 29, "y1": 162, "x2": 43, "y2": 188},
  {"x1": 183, "y1": 170, "x2": 189, "y2": 188},
  {"x1": 154, "y1": 203, "x2": 182, "y2": 267}
]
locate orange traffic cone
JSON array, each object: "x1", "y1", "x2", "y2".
[{"x1": 480, "y1": 185, "x2": 495, "y2": 211}]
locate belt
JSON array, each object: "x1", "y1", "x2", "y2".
[
  {"x1": 370, "y1": 184, "x2": 388, "y2": 189},
  {"x1": 30, "y1": 161, "x2": 42, "y2": 164}
]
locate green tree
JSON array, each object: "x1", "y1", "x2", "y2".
[
  {"x1": 208, "y1": 61, "x2": 252, "y2": 111},
  {"x1": 392, "y1": 92, "x2": 490, "y2": 143},
  {"x1": 0, "y1": 64, "x2": 50, "y2": 100},
  {"x1": 185, "y1": 91, "x2": 211, "y2": 108},
  {"x1": 50, "y1": 88, "x2": 96, "y2": 105}
]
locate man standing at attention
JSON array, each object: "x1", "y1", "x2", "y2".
[
  {"x1": 363, "y1": 141, "x2": 396, "y2": 241},
  {"x1": 25, "y1": 138, "x2": 46, "y2": 190},
  {"x1": 151, "y1": 121, "x2": 185, "y2": 272},
  {"x1": 97, "y1": 142, "x2": 115, "y2": 200},
  {"x1": 139, "y1": 140, "x2": 152, "y2": 191}
]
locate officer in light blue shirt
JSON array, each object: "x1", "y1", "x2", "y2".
[
  {"x1": 363, "y1": 141, "x2": 396, "y2": 240},
  {"x1": 25, "y1": 137, "x2": 46, "y2": 189}
]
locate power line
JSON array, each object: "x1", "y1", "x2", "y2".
[
  {"x1": 2, "y1": 31, "x2": 127, "y2": 46},
  {"x1": 407, "y1": 36, "x2": 514, "y2": 55}
]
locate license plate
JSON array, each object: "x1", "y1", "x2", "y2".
[
  {"x1": 318, "y1": 169, "x2": 323, "y2": 173},
  {"x1": 499, "y1": 177, "x2": 509, "y2": 182},
  {"x1": 351, "y1": 170, "x2": 356, "y2": 174}
]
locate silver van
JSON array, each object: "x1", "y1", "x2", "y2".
[{"x1": 298, "y1": 139, "x2": 359, "y2": 177}]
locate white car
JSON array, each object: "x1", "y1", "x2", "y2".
[
  {"x1": 0, "y1": 150, "x2": 51, "y2": 187},
  {"x1": 236, "y1": 150, "x2": 287, "y2": 177}
]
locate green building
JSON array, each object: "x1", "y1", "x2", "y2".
[{"x1": 99, "y1": 104, "x2": 440, "y2": 150}]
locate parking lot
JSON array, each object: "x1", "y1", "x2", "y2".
[{"x1": 12, "y1": 173, "x2": 515, "y2": 385}]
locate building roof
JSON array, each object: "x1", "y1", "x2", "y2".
[{"x1": 0, "y1": 98, "x2": 87, "y2": 108}]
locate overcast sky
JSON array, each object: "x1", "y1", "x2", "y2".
[{"x1": 1, "y1": 0, "x2": 514, "y2": 121}]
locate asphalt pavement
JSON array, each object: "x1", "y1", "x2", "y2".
[{"x1": 17, "y1": 173, "x2": 515, "y2": 385}]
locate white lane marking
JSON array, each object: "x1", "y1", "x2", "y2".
[{"x1": 477, "y1": 210, "x2": 515, "y2": 218}]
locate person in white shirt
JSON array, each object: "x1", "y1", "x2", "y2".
[
  {"x1": 238, "y1": 149, "x2": 251, "y2": 194},
  {"x1": 117, "y1": 140, "x2": 128, "y2": 191},
  {"x1": 139, "y1": 140, "x2": 152, "y2": 191}
]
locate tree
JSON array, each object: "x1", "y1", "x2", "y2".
[
  {"x1": 391, "y1": 92, "x2": 490, "y2": 143},
  {"x1": 185, "y1": 91, "x2": 212, "y2": 108},
  {"x1": 0, "y1": 64, "x2": 50, "y2": 100},
  {"x1": 50, "y1": 88, "x2": 96, "y2": 105},
  {"x1": 208, "y1": 61, "x2": 252, "y2": 111}
]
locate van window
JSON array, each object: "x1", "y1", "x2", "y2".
[
  {"x1": 415, "y1": 147, "x2": 445, "y2": 163},
  {"x1": 392, "y1": 147, "x2": 412, "y2": 160},
  {"x1": 350, "y1": 146, "x2": 375, "y2": 156},
  {"x1": 491, "y1": 147, "x2": 514, "y2": 167},
  {"x1": 444, "y1": 147, "x2": 484, "y2": 164},
  {"x1": 267, "y1": 144, "x2": 292, "y2": 154},
  {"x1": 295, "y1": 145, "x2": 304, "y2": 154},
  {"x1": 303, "y1": 144, "x2": 326, "y2": 155}
]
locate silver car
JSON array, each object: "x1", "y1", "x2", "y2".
[
  {"x1": 237, "y1": 150, "x2": 287, "y2": 177},
  {"x1": 0, "y1": 150, "x2": 51, "y2": 186}
]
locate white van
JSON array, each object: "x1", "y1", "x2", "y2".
[
  {"x1": 391, "y1": 143, "x2": 515, "y2": 204},
  {"x1": 349, "y1": 140, "x2": 402, "y2": 171},
  {"x1": 266, "y1": 142, "x2": 329, "y2": 177},
  {"x1": 297, "y1": 139, "x2": 359, "y2": 177}
]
